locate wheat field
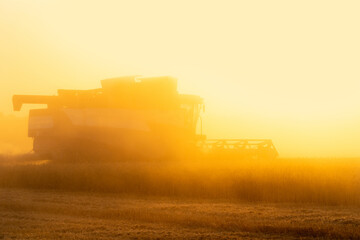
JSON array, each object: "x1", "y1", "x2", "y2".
[
  {"x1": 0, "y1": 157, "x2": 359, "y2": 205},
  {"x1": 0, "y1": 156, "x2": 359, "y2": 239}
]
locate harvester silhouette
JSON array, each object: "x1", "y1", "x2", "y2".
[{"x1": 13, "y1": 76, "x2": 278, "y2": 160}]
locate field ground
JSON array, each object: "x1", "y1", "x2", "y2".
[{"x1": 0, "y1": 188, "x2": 359, "y2": 240}]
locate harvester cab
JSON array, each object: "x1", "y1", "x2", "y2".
[{"x1": 13, "y1": 76, "x2": 277, "y2": 160}]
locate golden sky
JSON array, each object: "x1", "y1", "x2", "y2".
[{"x1": 1, "y1": 0, "x2": 360, "y2": 157}]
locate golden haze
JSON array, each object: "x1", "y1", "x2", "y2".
[
  {"x1": 1, "y1": 0, "x2": 360, "y2": 157},
  {"x1": 1, "y1": 2, "x2": 360, "y2": 239}
]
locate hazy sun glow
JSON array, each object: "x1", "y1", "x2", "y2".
[{"x1": 1, "y1": 0, "x2": 360, "y2": 157}]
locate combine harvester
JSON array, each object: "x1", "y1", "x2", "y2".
[{"x1": 13, "y1": 76, "x2": 278, "y2": 160}]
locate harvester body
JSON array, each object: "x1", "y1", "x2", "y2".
[{"x1": 13, "y1": 76, "x2": 277, "y2": 160}]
